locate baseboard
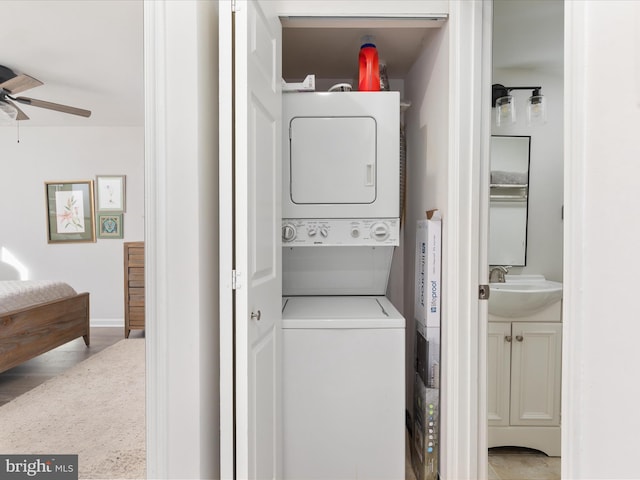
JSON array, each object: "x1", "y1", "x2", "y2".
[{"x1": 91, "y1": 318, "x2": 125, "y2": 328}]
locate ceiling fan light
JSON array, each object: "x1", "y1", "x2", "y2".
[{"x1": 0, "y1": 101, "x2": 18, "y2": 124}]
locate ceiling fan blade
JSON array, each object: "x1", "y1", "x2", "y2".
[
  {"x1": 13, "y1": 96, "x2": 91, "y2": 118},
  {"x1": 5, "y1": 99, "x2": 30, "y2": 120},
  {"x1": 0, "y1": 74, "x2": 43, "y2": 95}
]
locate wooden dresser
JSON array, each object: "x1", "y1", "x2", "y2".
[{"x1": 124, "y1": 241, "x2": 145, "y2": 338}]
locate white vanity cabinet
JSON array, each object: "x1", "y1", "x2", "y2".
[{"x1": 488, "y1": 320, "x2": 562, "y2": 456}]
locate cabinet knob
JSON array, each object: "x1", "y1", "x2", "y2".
[
  {"x1": 251, "y1": 310, "x2": 261, "y2": 321},
  {"x1": 516, "y1": 335, "x2": 524, "y2": 342},
  {"x1": 505, "y1": 335, "x2": 512, "y2": 342}
]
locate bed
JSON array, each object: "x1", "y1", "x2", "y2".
[{"x1": 0, "y1": 279, "x2": 90, "y2": 374}]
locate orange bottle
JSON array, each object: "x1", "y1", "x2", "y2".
[{"x1": 358, "y1": 41, "x2": 380, "y2": 92}]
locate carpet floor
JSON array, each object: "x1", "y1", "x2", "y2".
[{"x1": 0, "y1": 338, "x2": 145, "y2": 480}]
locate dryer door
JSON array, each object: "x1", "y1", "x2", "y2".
[{"x1": 289, "y1": 116, "x2": 376, "y2": 205}]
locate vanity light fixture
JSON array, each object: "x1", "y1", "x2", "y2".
[{"x1": 492, "y1": 84, "x2": 546, "y2": 127}]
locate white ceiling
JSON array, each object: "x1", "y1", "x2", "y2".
[
  {"x1": 493, "y1": 0, "x2": 564, "y2": 72},
  {"x1": 0, "y1": 1, "x2": 560, "y2": 128},
  {"x1": 1, "y1": 0, "x2": 143, "y2": 128}
]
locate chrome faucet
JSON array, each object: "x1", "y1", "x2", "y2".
[{"x1": 489, "y1": 265, "x2": 511, "y2": 283}]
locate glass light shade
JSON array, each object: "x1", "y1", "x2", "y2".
[
  {"x1": 527, "y1": 94, "x2": 547, "y2": 126},
  {"x1": 0, "y1": 101, "x2": 18, "y2": 125},
  {"x1": 495, "y1": 95, "x2": 516, "y2": 127}
]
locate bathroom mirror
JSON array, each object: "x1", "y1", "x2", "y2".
[{"x1": 489, "y1": 135, "x2": 530, "y2": 266}]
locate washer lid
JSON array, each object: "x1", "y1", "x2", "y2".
[{"x1": 282, "y1": 296, "x2": 405, "y2": 329}]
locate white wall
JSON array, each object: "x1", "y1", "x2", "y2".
[
  {"x1": 401, "y1": 23, "x2": 450, "y2": 415},
  {"x1": 0, "y1": 126, "x2": 144, "y2": 324},
  {"x1": 491, "y1": 68, "x2": 564, "y2": 281},
  {"x1": 564, "y1": 1, "x2": 640, "y2": 478}
]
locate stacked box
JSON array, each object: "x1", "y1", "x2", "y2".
[
  {"x1": 412, "y1": 210, "x2": 442, "y2": 480},
  {"x1": 415, "y1": 322, "x2": 440, "y2": 389},
  {"x1": 414, "y1": 210, "x2": 442, "y2": 330},
  {"x1": 411, "y1": 373, "x2": 440, "y2": 480},
  {"x1": 413, "y1": 209, "x2": 442, "y2": 389}
]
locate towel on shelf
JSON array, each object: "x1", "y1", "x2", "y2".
[{"x1": 491, "y1": 170, "x2": 528, "y2": 185}]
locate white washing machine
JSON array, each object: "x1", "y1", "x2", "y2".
[{"x1": 282, "y1": 296, "x2": 405, "y2": 480}]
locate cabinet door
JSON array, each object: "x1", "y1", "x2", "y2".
[
  {"x1": 510, "y1": 322, "x2": 562, "y2": 426},
  {"x1": 488, "y1": 322, "x2": 511, "y2": 426}
]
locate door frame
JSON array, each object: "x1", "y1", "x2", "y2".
[
  {"x1": 218, "y1": 1, "x2": 234, "y2": 477},
  {"x1": 144, "y1": 1, "x2": 221, "y2": 478},
  {"x1": 441, "y1": 1, "x2": 489, "y2": 478},
  {"x1": 144, "y1": 0, "x2": 491, "y2": 478}
]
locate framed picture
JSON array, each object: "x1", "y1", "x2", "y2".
[
  {"x1": 97, "y1": 213, "x2": 124, "y2": 239},
  {"x1": 45, "y1": 181, "x2": 96, "y2": 243},
  {"x1": 96, "y1": 175, "x2": 126, "y2": 212}
]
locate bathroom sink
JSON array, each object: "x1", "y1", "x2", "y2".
[{"x1": 489, "y1": 274, "x2": 563, "y2": 318}]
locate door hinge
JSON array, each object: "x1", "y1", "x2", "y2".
[
  {"x1": 232, "y1": 270, "x2": 240, "y2": 290},
  {"x1": 479, "y1": 284, "x2": 490, "y2": 300}
]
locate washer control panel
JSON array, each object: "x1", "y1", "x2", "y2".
[{"x1": 282, "y1": 218, "x2": 399, "y2": 246}]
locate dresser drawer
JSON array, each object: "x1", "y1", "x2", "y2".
[
  {"x1": 128, "y1": 268, "x2": 144, "y2": 287},
  {"x1": 128, "y1": 248, "x2": 144, "y2": 267}
]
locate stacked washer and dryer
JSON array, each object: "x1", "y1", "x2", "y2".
[{"x1": 282, "y1": 91, "x2": 405, "y2": 479}]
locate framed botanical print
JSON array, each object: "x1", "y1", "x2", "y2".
[
  {"x1": 96, "y1": 175, "x2": 126, "y2": 212},
  {"x1": 45, "y1": 180, "x2": 96, "y2": 243}
]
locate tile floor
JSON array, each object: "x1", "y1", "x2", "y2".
[
  {"x1": 488, "y1": 447, "x2": 560, "y2": 480},
  {"x1": 405, "y1": 431, "x2": 560, "y2": 480}
]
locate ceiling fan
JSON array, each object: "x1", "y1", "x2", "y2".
[{"x1": 0, "y1": 64, "x2": 91, "y2": 121}]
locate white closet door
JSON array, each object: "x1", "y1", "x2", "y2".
[{"x1": 220, "y1": 0, "x2": 282, "y2": 478}]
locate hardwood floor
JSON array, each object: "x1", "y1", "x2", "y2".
[{"x1": 0, "y1": 327, "x2": 144, "y2": 407}]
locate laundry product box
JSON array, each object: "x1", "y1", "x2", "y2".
[
  {"x1": 411, "y1": 372, "x2": 440, "y2": 480},
  {"x1": 414, "y1": 210, "x2": 442, "y2": 329}
]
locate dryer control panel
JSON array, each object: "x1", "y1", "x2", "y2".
[{"x1": 282, "y1": 218, "x2": 399, "y2": 246}]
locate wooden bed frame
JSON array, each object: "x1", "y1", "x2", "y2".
[{"x1": 0, "y1": 292, "x2": 90, "y2": 374}]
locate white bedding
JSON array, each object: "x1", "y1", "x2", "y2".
[{"x1": 0, "y1": 281, "x2": 78, "y2": 315}]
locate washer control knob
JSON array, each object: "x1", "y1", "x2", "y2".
[
  {"x1": 371, "y1": 222, "x2": 390, "y2": 241},
  {"x1": 307, "y1": 228, "x2": 317, "y2": 237},
  {"x1": 319, "y1": 227, "x2": 329, "y2": 238},
  {"x1": 282, "y1": 224, "x2": 296, "y2": 242},
  {"x1": 351, "y1": 227, "x2": 360, "y2": 238}
]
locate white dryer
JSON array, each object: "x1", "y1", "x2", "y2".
[{"x1": 283, "y1": 91, "x2": 400, "y2": 220}]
